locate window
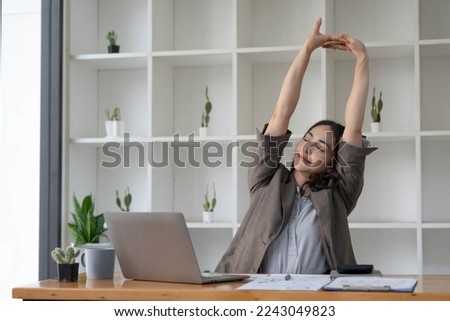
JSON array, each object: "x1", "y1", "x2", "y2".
[{"x1": 0, "y1": 0, "x2": 41, "y2": 299}]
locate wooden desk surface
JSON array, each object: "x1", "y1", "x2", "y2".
[{"x1": 12, "y1": 273, "x2": 450, "y2": 301}]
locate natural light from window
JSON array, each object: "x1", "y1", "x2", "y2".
[{"x1": 0, "y1": 0, "x2": 41, "y2": 300}]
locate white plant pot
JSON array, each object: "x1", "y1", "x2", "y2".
[
  {"x1": 105, "y1": 120, "x2": 125, "y2": 137},
  {"x1": 203, "y1": 211, "x2": 214, "y2": 223},
  {"x1": 198, "y1": 127, "x2": 208, "y2": 137},
  {"x1": 371, "y1": 122, "x2": 381, "y2": 133}
]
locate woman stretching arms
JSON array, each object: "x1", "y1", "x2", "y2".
[{"x1": 216, "y1": 17, "x2": 376, "y2": 274}]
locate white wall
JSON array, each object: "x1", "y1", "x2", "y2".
[{"x1": 0, "y1": 0, "x2": 41, "y2": 300}]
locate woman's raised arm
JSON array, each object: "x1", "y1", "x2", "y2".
[
  {"x1": 266, "y1": 17, "x2": 346, "y2": 136},
  {"x1": 335, "y1": 35, "x2": 369, "y2": 147}
]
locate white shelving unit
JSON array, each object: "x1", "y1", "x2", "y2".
[{"x1": 63, "y1": 0, "x2": 450, "y2": 274}]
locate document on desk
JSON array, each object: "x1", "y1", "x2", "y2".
[
  {"x1": 237, "y1": 274, "x2": 331, "y2": 291},
  {"x1": 323, "y1": 276, "x2": 418, "y2": 292}
]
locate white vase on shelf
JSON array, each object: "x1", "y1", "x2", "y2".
[
  {"x1": 105, "y1": 120, "x2": 125, "y2": 137},
  {"x1": 202, "y1": 211, "x2": 214, "y2": 223},
  {"x1": 198, "y1": 127, "x2": 208, "y2": 137},
  {"x1": 371, "y1": 122, "x2": 381, "y2": 133}
]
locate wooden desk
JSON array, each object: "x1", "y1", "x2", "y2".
[{"x1": 12, "y1": 273, "x2": 450, "y2": 301}]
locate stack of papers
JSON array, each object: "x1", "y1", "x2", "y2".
[
  {"x1": 237, "y1": 274, "x2": 418, "y2": 293},
  {"x1": 237, "y1": 274, "x2": 331, "y2": 291}
]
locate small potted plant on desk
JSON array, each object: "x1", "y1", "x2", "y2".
[
  {"x1": 202, "y1": 183, "x2": 217, "y2": 223},
  {"x1": 199, "y1": 86, "x2": 212, "y2": 137},
  {"x1": 68, "y1": 193, "x2": 109, "y2": 247},
  {"x1": 106, "y1": 29, "x2": 120, "y2": 53},
  {"x1": 51, "y1": 246, "x2": 81, "y2": 282},
  {"x1": 370, "y1": 87, "x2": 383, "y2": 133}
]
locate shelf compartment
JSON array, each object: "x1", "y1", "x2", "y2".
[
  {"x1": 423, "y1": 229, "x2": 450, "y2": 274},
  {"x1": 350, "y1": 229, "x2": 418, "y2": 275},
  {"x1": 334, "y1": 0, "x2": 416, "y2": 43},
  {"x1": 333, "y1": 54, "x2": 416, "y2": 133},
  {"x1": 70, "y1": 0, "x2": 148, "y2": 55},
  {"x1": 236, "y1": 52, "x2": 323, "y2": 136},
  {"x1": 151, "y1": 56, "x2": 233, "y2": 137},
  {"x1": 98, "y1": 69, "x2": 148, "y2": 138},
  {"x1": 152, "y1": 0, "x2": 233, "y2": 51},
  {"x1": 69, "y1": 66, "x2": 148, "y2": 139},
  {"x1": 149, "y1": 141, "x2": 236, "y2": 223},
  {"x1": 350, "y1": 140, "x2": 418, "y2": 223},
  {"x1": 420, "y1": 45, "x2": 450, "y2": 131},
  {"x1": 421, "y1": 138, "x2": 450, "y2": 223},
  {"x1": 97, "y1": 147, "x2": 149, "y2": 213},
  {"x1": 237, "y1": 0, "x2": 324, "y2": 48},
  {"x1": 419, "y1": 0, "x2": 450, "y2": 41},
  {"x1": 69, "y1": 62, "x2": 99, "y2": 138},
  {"x1": 69, "y1": 145, "x2": 99, "y2": 205}
]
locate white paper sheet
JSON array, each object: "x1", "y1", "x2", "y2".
[{"x1": 237, "y1": 274, "x2": 332, "y2": 291}]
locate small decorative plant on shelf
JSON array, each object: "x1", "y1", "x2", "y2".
[
  {"x1": 202, "y1": 183, "x2": 217, "y2": 223},
  {"x1": 106, "y1": 106, "x2": 121, "y2": 121},
  {"x1": 116, "y1": 187, "x2": 132, "y2": 212},
  {"x1": 51, "y1": 246, "x2": 81, "y2": 282},
  {"x1": 68, "y1": 193, "x2": 108, "y2": 246},
  {"x1": 106, "y1": 29, "x2": 120, "y2": 53},
  {"x1": 199, "y1": 86, "x2": 212, "y2": 137},
  {"x1": 105, "y1": 106, "x2": 125, "y2": 137},
  {"x1": 370, "y1": 87, "x2": 383, "y2": 132}
]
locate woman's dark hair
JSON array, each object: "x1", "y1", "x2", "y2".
[{"x1": 294, "y1": 120, "x2": 345, "y2": 193}]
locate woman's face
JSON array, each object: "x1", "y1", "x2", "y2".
[{"x1": 293, "y1": 125, "x2": 336, "y2": 175}]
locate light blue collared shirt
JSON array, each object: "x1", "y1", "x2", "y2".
[{"x1": 260, "y1": 189, "x2": 328, "y2": 274}]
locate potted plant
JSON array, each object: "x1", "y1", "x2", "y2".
[
  {"x1": 116, "y1": 187, "x2": 132, "y2": 212},
  {"x1": 370, "y1": 87, "x2": 383, "y2": 132},
  {"x1": 199, "y1": 86, "x2": 212, "y2": 137},
  {"x1": 68, "y1": 193, "x2": 108, "y2": 247},
  {"x1": 106, "y1": 30, "x2": 120, "y2": 53},
  {"x1": 105, "y1": 106, "x2": 125, "y2": 137},
  {"x1": 51, "y1": 246, "x2": 81, "y2": 282},
  {"x1": 202, "y1": 183, "x2": 217, "y2": 223}
]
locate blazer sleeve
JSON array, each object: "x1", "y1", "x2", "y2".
[
  {"x1": 335, "y1": 139, "x2": 377, "y2": 213},
  {"x1": 247, "y1": 123, "x2": 292, "y2": 194}
]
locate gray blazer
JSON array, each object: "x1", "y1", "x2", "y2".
[{"x1": 215, "y1": 125, "x2": 376, "y2": 274}]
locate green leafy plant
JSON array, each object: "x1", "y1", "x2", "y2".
[
  {"x1": 371, "y1": 87, "x2": 383, "y2": 123},
  {"x1": 68, "y1": 194, "x2": 107, "y2": 246},
  {"x1": 200, "y1": 86, "x2": 212, "y2": 128},
  {"x1": 203, "y1": 183, "x2": 217, "y2": 212},
  {"x1": 116, "y1": 187, "x2": 132, "y2": 212},
  {"x1": 51, "y1": 246, "x2": 80, "y2": 265},
  {"x1": 105, "y1": 107, "x2": 121, "y2": 121},
  {"x1": 106, "y1": 30, "x2": 118, "y2": 46}
]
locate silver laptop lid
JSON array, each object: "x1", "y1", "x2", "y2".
[{"x1": 104, "y1": 212, "x2": 204, "y2": 284}]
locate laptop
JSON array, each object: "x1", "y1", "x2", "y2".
[{"x1": 104, "y1": 211, "x2": 249, "y2": 284}]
